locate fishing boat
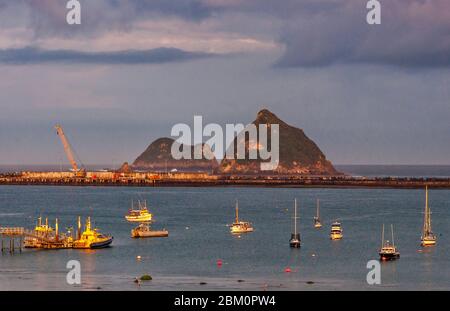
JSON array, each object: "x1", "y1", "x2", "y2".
[
  {"x1": 230, "y1": 200, "x2": 254, "y2": 234},
  {"x1": 289, "y1": 199, "x2": 301, "y2": 248},
  {"x1": 314, "y1": 199, "x2": 322, "y2": 228},
  {"x1": 72, "y1": 217, "x2": 113, "y2": 249},
  {"x1": 24, "y1": 217, "x2": 55, "y2": 248},
  {"x1": 34, "y1": 217, "x2": 54, "y2": 235},
  {"x1": 131, "y1": 223, "x2": 169, "y2": 238},
  {"x1": 125, "y1": 200, "x2": 153, "y2": 223},
  {"x1": 379, "y1": 224, "x2": 400, "y2": 261},
  {"x1": 421, "y1": 186, "x2": 437, "y2": 247},
  {"x1": 330, "y1": 221, "x2": 343, "y2": 240}
]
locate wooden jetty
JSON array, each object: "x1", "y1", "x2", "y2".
[
  {"x1": 1, "y1": 227, "x2": 26, "y2": 253},
  {"x1": 0, "y1": 227, "x2": 68, "y2": 253}
]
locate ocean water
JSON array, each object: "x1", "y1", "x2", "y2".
[{"x1": 0, "y1": 185, "x2": 449, "y2": 291}]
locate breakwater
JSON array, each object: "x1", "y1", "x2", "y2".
[{"x1": 1, "y1": 171, "x2": 450, "y2": 188}]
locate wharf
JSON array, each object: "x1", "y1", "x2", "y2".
[{"x1": 1, "y1": 171, "x2": 450, "y2": 189}]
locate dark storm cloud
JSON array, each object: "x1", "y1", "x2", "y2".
[{"x1": 0, "y1": 47, "x2": 214, "y2": 65}]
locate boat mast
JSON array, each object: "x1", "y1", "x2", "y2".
[
  {"x1": 424, "y1": 186, "x2": 431, "y2": 235},
  {"x1": 381, "y1": 224, "x2": 385, "y2": 248},
  {"x1": 86, "y1": 216, "x2": 91, "y2": 232},
  {"x1": 316, "y1": 199, "x2": 320, "y2": 218},
  {"x1": 55, "y1": 218, "x2": 59, "y2": 241},
  {"x1": 294, "y1": 199, "x2": 298, "y2": 235},
  {"x1": 235, "y1": 200, "x2": 239, "y2": 223},
  {"x1": 391, "y1": 224, "x2": 395, "y2": 247},
  {"x1": 77, "y1": 216, "x2": 81, "y2": 239}
]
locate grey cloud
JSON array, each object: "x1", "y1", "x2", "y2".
[
  {"x1": 205, "y1": 0, "x2": 450, "y2": 68},
  {"x1": 0, "y1": 47, "x2": 214, "y2": 65},
  {"x1": 1, "y1": 0, "x2": 450, "y2": 68},
  {"x1": 271, "y1": 1, "x2": 450, "y2": 68},
  {"x1": 0, "y1": 0, "x2": 213, "y2": 38}
]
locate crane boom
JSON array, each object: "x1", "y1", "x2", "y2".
[{"x1": 55, "y1": 124, "x2": 82, "y2": 174}]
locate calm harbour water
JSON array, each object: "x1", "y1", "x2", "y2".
[{"x1": 0, "y1": 185, "x2": 449, "y2": 291}]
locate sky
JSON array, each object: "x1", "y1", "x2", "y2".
[{"x1": 0, "y1": 0, "x2": 449, "y2": 166}]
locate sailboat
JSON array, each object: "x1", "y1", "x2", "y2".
[
  {"x1": 421, "y1": 186, "x2": 437, "y2": 247},
  {"x1": 230, "y1": 200, "x2": 254, "y2": 234},
  {"x1": 289, "y1": 199, "x2": 301, "y2": 248},
  {"x1": 379, "y1": 224, "x2": 400, "y2": 261},
  {"x1": 314, "y1": 199, "x2": 322, "y2": 228}
]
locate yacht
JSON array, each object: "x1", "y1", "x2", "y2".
[
  {"x1": 314, "y1": 199, "x2": 322, "y2": 228},
  {"x1": 379, "y1": 224, "x2": 400, "y2": 261},
  {"x1": 289, "y1": 199, "x2": 301, "y2": 248},
  {"x1": 421, "y1": 186, "x2": 437, "y2": 247}
]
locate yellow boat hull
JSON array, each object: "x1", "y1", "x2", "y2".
[
  {"x1": 421, "y1": 239, "x2": 437, "y2": 247},
  {"x1": 330, "y1": 233, "x2": 343, "y2": 240},
  {"x1": 231, "y1": 227, "x2": 254, "y2": 234},
  {"x1": 125, "y1": 215, "x2": 152, "y2": 222}
]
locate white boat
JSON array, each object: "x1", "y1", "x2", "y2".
[
  {"x1": 230, "y1": 200, "x2": 253, "y2": 234},
  {"x1": 125, "y1": 200, "x2": 153, "y2": 223}
]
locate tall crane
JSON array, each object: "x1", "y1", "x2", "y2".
[{"x1": 55, "y1": 124, "x2": 86, "y2": 177}]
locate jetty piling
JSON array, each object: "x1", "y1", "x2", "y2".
[{"x1": 0, "y1": 230, "x2": 22, "y2": 254}]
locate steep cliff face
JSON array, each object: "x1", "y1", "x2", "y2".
[
  {"x1": 133, "y1": 137, "x2": 218, "y2": 172},
  {"x1": 219, "y1": 109, "x2": 339, "y2": 175}
]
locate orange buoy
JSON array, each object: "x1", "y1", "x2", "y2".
[{"x1": 284, "y1": 267, "x2": 291, "y2": 273}]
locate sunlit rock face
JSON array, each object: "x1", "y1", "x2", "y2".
[
  {"x1": 219, "y1": 109, "x2": 339, "y2": 175},
  {"x1": 133, "y1": 137, "x2": 218, "y2": 172}
]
